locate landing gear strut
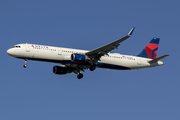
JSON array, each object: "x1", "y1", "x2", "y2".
[
  {"x1": 77, "y1": 73, "x2": 83, "y2": 79},
  {"x1": 23, "y1": 59, "x2": 28, "y2": 68}
]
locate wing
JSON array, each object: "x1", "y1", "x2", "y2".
[
  {"x1": 85, "y1": 27, "x2": 135, "y2": 63},
  {"x1": 62, "y1": 64, "x2": 89, "y2": 74}
]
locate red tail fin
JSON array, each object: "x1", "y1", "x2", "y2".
[{"x1": 138, "y1": 38, "x2": 160, "y2": 59}]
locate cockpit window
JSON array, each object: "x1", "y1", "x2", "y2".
[{"x1": 13, "y1": 46, "x2": 21, "y2": 48}]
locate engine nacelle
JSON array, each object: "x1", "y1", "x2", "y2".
[
  {"x1": 53, "y1": 66, "x2": 67, "y2": 75},
  {"x1": 71, "y1": 53, "x2": 88, "y2": 63}
]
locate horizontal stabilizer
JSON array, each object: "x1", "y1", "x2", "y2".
[{"x1": 149, "y1": 54, "x2": 170, "y2": 63}]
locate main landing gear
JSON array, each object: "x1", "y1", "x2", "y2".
[
  {"x1": 77, "y1": 65, "x2": 96, "y2": 79},
  {"x1": 23, "y1": 59, "x2": 28, "y2": 68},
  {"x1": 90, "y1": 65, "x2": 96, "y2": 71},
  {"x1": 77, "y1": 73, "x2": 83, "y2": 79}
]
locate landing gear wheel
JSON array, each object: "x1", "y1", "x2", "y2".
[
  {"x1": 77, "y1": 73, "x2": 83, "y2": 79},
  {"x1": 23, "y1": 59, "x2": 28, "y2": 68},
  {"x1": 23, "y1": 64, "x2": 27, "y2": 68},
  {"x1": 90, "y1": 65, "x2": 96, "y2": 71}
]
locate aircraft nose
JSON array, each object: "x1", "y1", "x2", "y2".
[{"x1": 7, "y1": 48, "x2": 14, "y2": 56}]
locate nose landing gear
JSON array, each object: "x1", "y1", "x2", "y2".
[{"x1": 23, "y1": 59, "x2": 28, "y2": 68}]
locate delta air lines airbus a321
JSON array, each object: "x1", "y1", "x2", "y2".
[{"x1": 7, "y1": 28, "x2": 169, "y2": 79}]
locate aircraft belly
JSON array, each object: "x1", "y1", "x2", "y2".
[{"x1": 98, "y1": 58, "x2": 132, "y2": 70}]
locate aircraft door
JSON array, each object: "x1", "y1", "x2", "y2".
[
  {"x1": 26, "y1": 44, "x2": 30, "y2": 52},
  {"x1": 58, "y1": 48, "x2": 62, "y2": 55},
  {"x1": 137, "y1": 58, "x2": 141, "y2": 65},
  {"x1": 24, "y1": 44, "x2": 33, "y2": 58}
]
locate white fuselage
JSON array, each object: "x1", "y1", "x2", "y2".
[{"x1": 7, "y1": 43, "x2": 163, "y2": 70}]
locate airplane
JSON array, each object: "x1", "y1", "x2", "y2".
[{"x1": 7, "y1": 27, "x2": 169, "y2": 79}]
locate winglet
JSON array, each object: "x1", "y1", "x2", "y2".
[{"x1": 128, "y1": 27, "x2": 135, "y2": 36}]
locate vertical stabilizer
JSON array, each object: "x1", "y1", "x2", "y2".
[{"x1": 138, "y1": 38, "x2": 160, "y2": 59}]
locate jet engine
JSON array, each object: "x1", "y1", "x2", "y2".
[
  {"x1": 71, "y1": 53, "x2": 89, "y2": 63},
  {"x1": 53, "y1": 66, "x2": 67, "y2": 75}
]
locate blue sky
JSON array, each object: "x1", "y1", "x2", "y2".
[{"x1": 1, "y1": 0, "x2": 179, "y2": 120}]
